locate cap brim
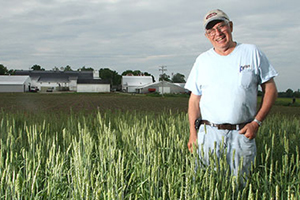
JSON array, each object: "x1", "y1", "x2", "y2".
[{"x1": 204, "y1": 17, "x2": 228, "y2": 29}]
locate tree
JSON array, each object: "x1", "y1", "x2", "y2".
[
  {"x1": 121, "y1": 70, "x2": 144, "y2": 76},
  {"x1": 159, "y1": 73, "x2": 171, "y2": 82},
  {"x1": 64, "y1": 65, "x2": 73, "y2": 71},
  {"x1": 133, "y1": 70, "x2": 142, "y2": 76},
  {"x1": 8, "y1": 69, "x2": 15, "y2": 75},
  {"x1": 122, "y1": 70, "x2": 135, "y2": 76},
  {"x1": 31, "y1": 64, "x2": 45, "y2": 71},
  {"x1": 286, "y1": 89, "x2": 294, "y2": 98},
  {"x1": 78, "y1": 66, "x2": 94, "y2": 71},
  {"x1": 99, "y1": 68, "x2": 122, "y2": 85},
  {"x1": 52, "y1": 66, "x2": 60, "y2": 71},
  {"x1": 293, "y1": 91, "x2": 300, "y2": 98},
  {"x1": 144, "y1": 72, "x2": 156, "y2": 82},
  {"x1": 121, "y1": 70, "x2": 155, "y2": 82},
  {"x1": 171, "y1": 73, "x2": 186, "y2": 83},
  {"x1": 0, "y1": 64, "x2": 8, "y2": 75}
]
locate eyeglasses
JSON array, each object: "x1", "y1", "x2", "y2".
[{"x1": 205, "y1": 22, "x2": 229, "y2": 37}]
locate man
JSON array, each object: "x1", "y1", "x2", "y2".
[{"x1": 185, "y1": 9, "x2": 278, "y2": 177}]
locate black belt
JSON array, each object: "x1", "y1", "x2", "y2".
[{"x1": 201, "y1": 120, "x2": 248, "y2": 130}]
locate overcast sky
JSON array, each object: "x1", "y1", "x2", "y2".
[{"x1": 0, "y1": 0, "x2": 299, "y2": 91}]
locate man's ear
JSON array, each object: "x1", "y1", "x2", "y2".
[
  {"x1": 229, "y1": 21, "x2": 233, "y2": 32},
  {"x1": 204, "y1": 33, "x2": 209, "y2": 39}
]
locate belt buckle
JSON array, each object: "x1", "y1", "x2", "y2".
[
  {"x1": 211, "y1": 122, "x2": 217, "y2": 128},
  {"x1": 236, "y1": 125, "x2": 239, "y2": 130}
]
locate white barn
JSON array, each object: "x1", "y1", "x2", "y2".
[
  {"x1": 77, "y1": 79, "x2": 110, "y2": 93},
  {"x1": 0, "y1": 75, "x2": 31, "y2": 92},
  {"x1": 122, "y1": 76, "x2": 153, "y2": 93}
]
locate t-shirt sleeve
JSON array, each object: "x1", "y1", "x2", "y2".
[
  {"x1": 257, "y1": 49, "x2": 278, "y2": 84},
  {"x1": 184, "y1": 59, "x2": 202, "y2": 96}
]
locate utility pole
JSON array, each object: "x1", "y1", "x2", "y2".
[{"x1": 159, "y1": 66, "x2": 167, "y2": 97}]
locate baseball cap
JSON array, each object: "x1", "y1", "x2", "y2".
[{"x1": 203, "y1": 9, "x2": 230, "y2": 29}]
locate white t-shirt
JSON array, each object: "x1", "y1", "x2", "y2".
[{"x1": 185, "y1": 43, "x2": 278, "y2": 124}]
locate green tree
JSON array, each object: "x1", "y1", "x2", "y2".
[
  {"x1": 159, "y1": 73, "x2": 171, "y2": 82},
  {"x1": 78, "y1": 66, "x2": 94, "y2": 71},
  {"x1": 144, "y1": 72, "x2": 156, "y2": 82},
  {"x1": 121, "y1": 70, "x2": 135, "y2": 76},
  {"x1": 122, "y1": 70, "x2": 155, "y2": 82},
  {"x1": 52, "y1": 66, "x2": 60, "y2": 71},
  {"x1": 286, "y1": 89, "x2": 294, "y2": 98},
  {"x1": 99, "y1": 68, "x2": 122, "y2": 85},
  {"x1": 293, "y1": 91, "x2": 300, "y2": 98},
  {"x1": 64, "y1": 65, "x2": 73, "y2": 71},
  {"x1": 0, "y1": 64, "x2": 8, "y2": 75},
  {"x1": 133, "y1": 70, "x2": 142, "y2": 75},
  {"x1": 31, "y1": 64, "x2": 45, "y2": 71},
  {"x1": 8, "y1": 69, "x2": 15, "y2": 75},
  {"x1": 122, "y1": 70, "x2": 145, "y2": 76},
  {"x1": 171, "y1": 73, "x2": 186, "y2": 83}
]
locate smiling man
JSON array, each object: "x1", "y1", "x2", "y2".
[{"x1": 185, "y1": 9, "x2": 278, "y2": 180}]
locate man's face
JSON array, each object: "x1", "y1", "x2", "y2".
[{"x1": 205, "y1": 20, "x2": 234, "y2": 54}]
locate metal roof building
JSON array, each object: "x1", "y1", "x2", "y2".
[
  {"x1": 121, "y1": 76, "x2": 153, "y2": 93},
  {"x1": 0, "y1": 75, "x2": 31, "y2": 92},
  {"x1": 77, "y1": 79, "x2": 110, "y2": 93},
  {"x1": 14, "y1": 70, "x2": 110, "y2": 93},
  {"x1": 136, "y1": 81, "x2": 186, "y2": 94}
]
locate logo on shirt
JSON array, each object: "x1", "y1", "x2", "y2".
[{"x1": 239, "y1": 65, "x2": 251, "y2": 72}]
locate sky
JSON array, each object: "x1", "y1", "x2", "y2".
[{"x1": 0, "y1": 0, "x2": 299, "y2": 92}]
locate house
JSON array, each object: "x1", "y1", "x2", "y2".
[
  {"x1": 15, "y1": 70, "x2": 110, "y2": 93},
  {"x1": 136, "y1": 81, "x2": 186, "y2": 94},
  {"x1": 121, "y1": 76, "x2": 153, "y2": 93},
  {"x1": 0, "y1": 75, "x2": 31, "y2": 92}
]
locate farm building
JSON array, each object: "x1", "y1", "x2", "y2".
[
  {"x1": 77, "y1": 79, "x2": 110, "y2": 93},
  {"x1": 0, "y1": 75, "x2": 31, "y2": 92},
  {"x1": 136, "y1": 81, "x2": 186, "y2": 94},
  {"x1": 122, "y1": 76, "x2": 153, "y2": 93},
  {"x1": 15, "y1": 70, "x2": 109, "y2": 93}
]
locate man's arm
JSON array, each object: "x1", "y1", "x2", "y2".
[
  {"x1": 239, "y1": 78, "x2": 278, "y2": 139},
  {"x1": 255, "y1": 78, "x2": 278, "y2": 123},
  {"x1": 187, "y1": 93, "x2": 201, "y2": 152}
]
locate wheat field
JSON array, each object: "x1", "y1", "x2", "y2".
[{"x1": 0, "y1": 93, "x2": 300, "y2": 199}]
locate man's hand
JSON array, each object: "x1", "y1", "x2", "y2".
[
  {"x1": 188, "y1": 133, "x2": 198, "y2": 153},
  {"x1": 239, "y1": 78, "x2": 277, "y2": 140},
  {"x1": 239, "y1": 121, "x2": 260, "y2": 140}
]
